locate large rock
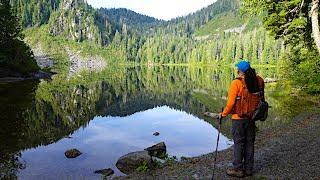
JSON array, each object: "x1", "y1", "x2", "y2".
[
  {"x1": 64, "y1": 149, "x2": 82, "y2": 158},
  {"x1": 116, "y1": 151, "x2": 153, "y2": 174},
  {"x1": 32, "y1": 70, "x2": 53, "y2": 79},
  {"x1": 144, "y1": 142, "x2": 167, "y2": 159}
]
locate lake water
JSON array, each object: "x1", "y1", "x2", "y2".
[{"x1": 0, "y1": 66, "x2": 312, "y2": 179}]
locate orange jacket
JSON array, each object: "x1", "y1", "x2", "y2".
[{"x1": 222, "y1": 75, "x2": 265, "y2": 120}]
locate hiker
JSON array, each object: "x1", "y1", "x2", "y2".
[{"x1": 219, "y1": 60, "x2": 265, "y2": 178}]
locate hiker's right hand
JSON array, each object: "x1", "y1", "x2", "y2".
[{"x1": 218, "y1": 113, "x2": 223, "y2": 120}]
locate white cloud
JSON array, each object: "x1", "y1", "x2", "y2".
[{"x1": 86, "y1": 0, "x2": 216, "y2": 20}]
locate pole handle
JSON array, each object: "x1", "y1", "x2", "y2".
[{"x1": 219, "y1": 107, "x2": 224, "y2": 125}]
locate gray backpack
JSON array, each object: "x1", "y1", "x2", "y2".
[{"x1": 252, "y1": 94, "x2": 269, "y2": 121}]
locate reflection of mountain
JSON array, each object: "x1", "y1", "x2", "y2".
[{"x1": 1, "y1": 67, "x2": 228, "y2": 153}]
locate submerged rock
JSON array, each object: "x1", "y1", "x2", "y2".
[
  {"x1": 64, "y1": 149, "x2": 82, "y2": 158},
  {"x1": 145, "y1": 142, "x2": 167, "y2": 159},
  {"x1": 94, "y1": 168, "x2": 114, "y2": 176},
  {"x1": 32, "y1": 70, "x2": 53, "y2": 79},
  {"x1": 116, "y1": 151, "x2": 153, "y2": 174},
  {"x1": 153, "y1": 132, "x2": 160, "y2": 136}
]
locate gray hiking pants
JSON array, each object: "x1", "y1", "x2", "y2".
[{"x1": 232, "y1": 119, "x2": 256, "y2": 174}]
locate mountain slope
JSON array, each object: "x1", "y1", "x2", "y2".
[
  {"x1": 12, "y1": 0, "x2": 60, "y2": 27},
  {"x1": 16, "y1": 0, "x2": 282, "y2": 67},
  {"x1": 156, "y1": 0, "x2": 242, "y2": 36},
  {"x1": 48, "y1": 0, "x2": 101, "y2": 43},
  {"x1": 14, "y1": 0, "x2": 253, "y2": 44},
  {"x1": 98, "y1": 8, "x2": 160, "y2": 29}
]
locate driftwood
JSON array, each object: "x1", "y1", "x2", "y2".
[
  {"x1": 204, "y1": 112, "x2": 219, "y2": 119},
  {"x1": 311, "y1": 0, "x2": 320, "y2": 54}
]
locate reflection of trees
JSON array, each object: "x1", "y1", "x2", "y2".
[
  {"x1": 0, "y1": 152, "x2": 25, "y2": 179},
  {"x1": 0, "y1": 81, "x2": 37, "y2": 179},
  {"x1": 1, "y1": 65, "x2": 294, "y2": 178}
]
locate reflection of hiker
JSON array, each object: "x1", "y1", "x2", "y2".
[{"x1": 219, "y1": 60, "x2": 265, "y2": 178}]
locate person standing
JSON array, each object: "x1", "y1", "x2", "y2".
[{"x1": 219, "y1": 60, "x2": 265, "y2": 178}]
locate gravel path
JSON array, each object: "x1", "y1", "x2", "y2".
[{"x1": 116, "y1": 112, "x2": 320, "y2": 180}]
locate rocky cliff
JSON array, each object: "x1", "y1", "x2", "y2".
[{"x1": 48, "y1": 0, "x2": 102, "y2": 43}]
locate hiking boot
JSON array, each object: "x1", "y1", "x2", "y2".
[{"x1": 226, "y1": 168, "x2": 245, "y2": 178}]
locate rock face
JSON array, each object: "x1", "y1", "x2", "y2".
[
  {"x1": 49, "y1": 0, "x2": 101, "y2": 43},
  {"x1": 116, "y1": 151, "x2": 153, "y2": 174},
  {"x1": 66, "y1": 47, "x2": 107, "y2": 79},
  {"x1": 144, "y1": 142, "x2": 167, "y2": 159},
  {"x1": 33, "y1": 44, "x2": 54, "y2": 69},
  {"x1": 65, "y1": 149, "x2": 82, "y2": 158},
  {"x1": 94, "y1": 168, "x2": 114, "y2": 176}
]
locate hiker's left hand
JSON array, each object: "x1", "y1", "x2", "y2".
[{"x1": 218, "y1": 113, "x2": 224, "y2": 120}]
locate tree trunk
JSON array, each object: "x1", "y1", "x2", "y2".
[{"x1": 311, "y1": 0, "x2": 320, "y2": 54}]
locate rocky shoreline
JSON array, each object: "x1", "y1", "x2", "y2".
[
  {"x1": 0, "y1": 69, "x2": 53, "y2": 82},
  {"x1": 0, "y1": 44, "x2": 108, "y2": 82},
  {"x1": 0, "y1": 44, "x2": 54, "y2": 82},
  {"x1": 114, "y1": 111, "x2": 320, "y2": 179}
]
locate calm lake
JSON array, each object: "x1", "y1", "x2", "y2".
[{"x1": 0, "y1": 65, "x2": 310, "y2": 179}]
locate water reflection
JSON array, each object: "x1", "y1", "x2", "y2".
[
  {"x1": 0, "y1": 65, "x2": 316, "y2": 179},
  {"x1": 18, "y1": 106, "x2": 232, "y2": 179}
]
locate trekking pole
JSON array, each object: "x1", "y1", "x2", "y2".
[{"x1": 211, "y1": 108, "x2": 223, "y2": 180}]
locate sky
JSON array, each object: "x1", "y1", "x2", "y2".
[{"x1": 86, "y1": 0, "x2": 216, "y2": 20}]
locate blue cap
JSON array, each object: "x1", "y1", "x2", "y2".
[{"x1": 236, "y1": 60, "x2": 251, "y2": 73}]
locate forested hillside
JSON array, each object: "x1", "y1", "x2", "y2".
[
  {"x1": 9, "y1": 0, "x2": 286, "y2": 63},
  {"x1": 12, "y1": 0, "x2": 284, "y2": 65},
  {"x1": 0, "y1": 0, "x2": 38, "y2": 76},
  {"x1": 242, "y1": 0, "x2": 320, "y2": 93},
  {"x1": 7, "y1": 0, "x2": 319, "y2": 92}
]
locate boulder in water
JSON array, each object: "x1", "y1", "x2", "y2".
[
  {"x1": 64, "y1": 149, "x2": 82, "y2": 158},
  {"x1": 116, "y1": 151, "x2": 153, "y2": 174},
  {"x1": 153, "y1": 132, "x2": 160, "y2": 136},
  {"x1": 144, "y1": 142, "x2": 167, "y2": 159}
]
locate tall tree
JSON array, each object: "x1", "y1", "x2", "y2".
[
  {"x1": 0, "y1": 0, "x2": 38, "y2": 74},
  {"x1": 241, "y1": 0, "x2": 320, "y2": 54},
  {"x1": 311, "y1": 0, "x2": 320, "y2": 53},
  {"x1": 0, "y1": 0, "x2": 22, "y2": 45}
]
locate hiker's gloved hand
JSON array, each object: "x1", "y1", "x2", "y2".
[{"x1": 218, "y1": 113, "x2": 224, "y2": 120}]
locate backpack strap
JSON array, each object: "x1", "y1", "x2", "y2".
[{"x1": 236, "y1": 77, "x2": 246, "y2": 90}]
